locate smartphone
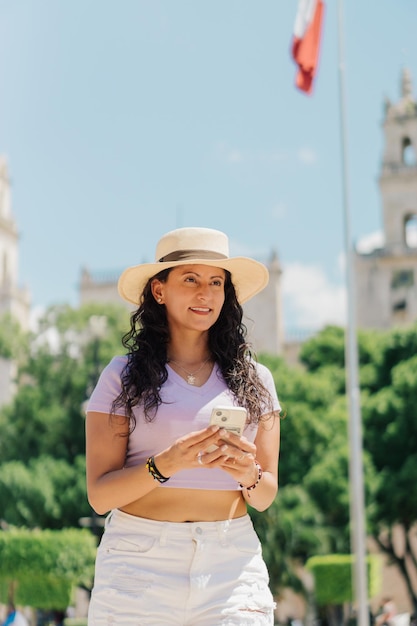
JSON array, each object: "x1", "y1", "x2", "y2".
[{"x1": 206, "y1": 406, "x2": 247, "y2": 452}]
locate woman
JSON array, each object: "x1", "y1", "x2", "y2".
[
  {"x1": 1, "y1": 605, "x2": 29, "y2": 626},
  {"x1": 86, "y1": 226, "x2": 281, "y2": 625}
]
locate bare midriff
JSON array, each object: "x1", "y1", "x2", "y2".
[{"x1": 120, "y1": 488, "x2": 247, "y2": 522}]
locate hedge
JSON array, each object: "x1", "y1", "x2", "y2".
[
  {"x1": 0, "y1": 528, "x2": 96, "y2": 609},
  {"x1": 306, "y1": 554, "x2": 382, "y2": 606}
]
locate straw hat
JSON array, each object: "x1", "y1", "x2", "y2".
[{"x1": 118, "y1": 227, "x2": 269, "y2": 305}]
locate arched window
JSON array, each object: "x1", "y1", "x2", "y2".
[
  {"x1": 402, "y1": 137, "x2": 416, "y2": 165},
  {"x1": 404, "y1": 214, "x2": 417, "y2": 248}
]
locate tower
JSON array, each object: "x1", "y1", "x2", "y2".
[
  {"x1": 0, "y1": 156, "x2": 30, "y2": 405},
  {"x1": 243, "y1": 250, "x2": 285, "y2": 355},
  {"x1": 355, "y1": 69, "x2": 417, "y2": 329},
  {"x1": 0, "y1": 156, "x2": 30, "y2": 326}
]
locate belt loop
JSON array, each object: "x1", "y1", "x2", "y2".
[
  {"x1": 159, "y1": 522, "x2": 169, "y2": 547},
  {"x1": 217, "y1": 520, "x2": 229, "y2": 547},
  {"x1": 104, "y1": 510, "x2": 114, "y2": 529}
]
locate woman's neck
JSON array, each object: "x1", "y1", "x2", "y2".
[{"x1": 167, "y1": 336, "x2": 211, "y2": 366}]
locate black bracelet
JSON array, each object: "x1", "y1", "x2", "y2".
[
  {"x1": 239, "y1": 461, "x2": 263, "y2": 492},
  {"x1": 146, "y1": 456, "x2": 171, "y2": 483}
]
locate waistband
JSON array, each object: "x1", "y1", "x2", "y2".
[{"x1": 105, "y1": 509, "x2": 254, "y2": 546}]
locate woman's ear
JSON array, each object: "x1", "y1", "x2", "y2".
[{"x1": 151, "y1": 279, "x2": 164, "y2": 304}]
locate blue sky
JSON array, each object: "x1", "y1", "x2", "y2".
[{"x1": 0, "y1": 1, "x2": 416, "y2": 334}]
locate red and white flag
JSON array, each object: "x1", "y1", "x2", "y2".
[{"x1": 291, "y1": 0, "x2": 325, "y2": 95}]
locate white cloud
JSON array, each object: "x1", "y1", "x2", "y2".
[
  {"x1": 215, "y1": 141, "x2": 287, "y2": 165},
  {"x1": 226, "y1": 148, "x2": 245, "y2": 164},
  {"x1": 270, "y1": 202, "x2": 287, "y2": 220},
  {"x1": 356, "y1": 224, "x2": 417, "y2": 253},
  {"x1": 297, "y1": 147, "x2": 318, "y2": 165},
  {"x1": 282, "y1": 262, "x2": 346, "y2": 331},
  {"x1": 355, "y1": 230, "x2": 384, "y2": 253}
]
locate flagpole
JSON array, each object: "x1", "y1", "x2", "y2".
[{"x1": 337, "y1": 2, "x2": 369, "y2": 626}]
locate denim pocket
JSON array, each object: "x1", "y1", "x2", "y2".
[
  {"x1": 106, "y1": 535, "x2": 156, "y2": 555},
  {"x1": 228, "y1": 529, "x2": 262, "y2": 556}
]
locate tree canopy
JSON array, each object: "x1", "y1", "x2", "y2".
[
  {"x1": 0, "y1": 303, "x2": 129, "y2": 529},
  {"x1": 1, "y1": 309, "x2": 417, "y2": 611}
]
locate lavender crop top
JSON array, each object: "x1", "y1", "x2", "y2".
[{"x1": 86, "y1": 356, "x2": 280, "y2": 491}]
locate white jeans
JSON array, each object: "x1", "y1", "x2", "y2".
[{"x1": 88, "y1": 509, "x2": 275, "y2": 626}]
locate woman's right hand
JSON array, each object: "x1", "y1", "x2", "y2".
[{"x1": 155, "y1": 425, "x2": 225, "y2": 476}]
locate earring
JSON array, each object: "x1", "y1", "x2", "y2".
[{"x1": 157, "y1": 298, "x2": 163, "y2": 304}]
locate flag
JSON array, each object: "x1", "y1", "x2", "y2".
[{"x1": 291, "y1": 0, "x2": 325, "y2": 95}]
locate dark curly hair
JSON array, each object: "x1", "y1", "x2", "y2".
[{"x1": 111, "y1": 268, "x2": 274, "y2": 429}]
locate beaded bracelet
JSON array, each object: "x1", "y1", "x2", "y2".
[
  {"x1": 146, "y1": 456, "x2": 171, "y2": 484},
  {"x1": 239, "y1": 461, "x2": 263, "y2": 492}
]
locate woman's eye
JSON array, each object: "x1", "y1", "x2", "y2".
[{"x1": 212, "y1": 279, "x2": 223, "y2": 286}]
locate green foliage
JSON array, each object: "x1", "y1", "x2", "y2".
[
  {"x1": 0, "y1": 303, "x2": 128, "y2": 464},
  {"x1": 0, "y1": 314, "x2": 28, "y2": 360},
  {"x1": 13, "y1": 574, "x2": 73, "y2": 610},
  {"x1": 261, "y1": 323, "x2": 417, "y2": 608},
  {"x1": 257, "y1": 353, "x2": 353, "y2": 588},
  {"x1": 0, "y1": 303, "x2": 128, "y2": 529},
  {"x1": 0, "y1": 308, "x2": 416, "y2": 608},
  {"x1": 303, "y1": 435, "x2": 350, "y2": 542},
  {"x1": 374, "y1": 322, "x2": 417, "y2": 388},
  {"x1": 260, "y1": 354, "x2": 347, "y2": 489},
  {"x1": 0, "y1": 528, "x2": 96, "y2": 608},
  {"x1": 299, "y1": 326, "x2": 346, "y2": 372},
  {"x1": 362, "y1": 340, "x2": 417, "y2": 528},
  {"x1": 0, "y1": 456, "x2": 90, "y2": 528},
  {"x1": 251, "y1": 485, "x2": 331, "y2": 595},
  {"x1": 306, "y1": 554, "x2": 382, "y2": 606},
  {"x1": 280, "y1": 383, "x2": 347, "y2": 486}
]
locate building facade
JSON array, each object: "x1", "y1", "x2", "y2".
[
  {"x1": 355, "y1": 69, "x2": 417, "y2": 329},
  {"x1": 0, "y1": 156, "x2": 30, "y2": 406}
]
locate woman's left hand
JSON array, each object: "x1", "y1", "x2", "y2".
[{"x1": 201, "y1": 429, "x2": 259, "y2": 487}]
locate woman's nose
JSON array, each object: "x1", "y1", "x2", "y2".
[{"x1": 196, "y1": 283, "x2": 210, "y2": 299}]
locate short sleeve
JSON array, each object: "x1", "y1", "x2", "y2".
[
  {"x1": 255, "y1": 362, "x2": 281, "y2": 415},
  {"x1": 86, "y1": 355, "x2": 128, "y2": 416}
]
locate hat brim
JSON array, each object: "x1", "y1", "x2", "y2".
[{"x1": 118, "y1": 257, "x2": 268, "y2": 305}]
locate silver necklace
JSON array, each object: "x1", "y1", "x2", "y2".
[{"x1": 168, "y1": 356, "x2": 211, "y2": 385}]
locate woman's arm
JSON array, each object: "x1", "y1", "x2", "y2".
[
  {"x1": 241, "y1": 412, "x2": 281, "y2": 511},
  {"x1": 86, "y1": 411, "x2": 225, "y2": 514},
  {"x1": 86, "y1": 411, "x2": 161, "y2": 514},
  {"x1": 214, "y1": 411, "x2": 281, "y2": 512}
]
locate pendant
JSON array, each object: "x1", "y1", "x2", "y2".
[{"x1": 187, "y1": 375, "x2": 196, "y2": 385}]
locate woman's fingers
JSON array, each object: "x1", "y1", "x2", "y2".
[
  {"x1": 176, "y1": 425, "x2": 219, "y2": 450},
  {"x1": 218, "y1": 431, "x2": 256, "y2": 457},
  {"x1": 170, "y1": 426, "x2": 257, "y2": 473}
]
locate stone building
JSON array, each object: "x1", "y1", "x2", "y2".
[
  {"x1": 0, "y1": 156, "x2": 30, "y2": 405},
  {"x1": 355, "y1": 69, "x2": 417, "y2": 329}
]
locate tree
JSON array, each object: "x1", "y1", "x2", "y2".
[
  {"x1": 2, "y1": 309, "x2": 415, "y2": 614},
  {"x1": 296, "y1": 323, "x2": 417, "y2": 613},
  {"x1": 250, "y1": 484, "x2": 332, "y2": 595},
  {"x1": 0, "y1": 313, "x2": 28, "y2": 360},
  {"x1": 0, "y1": 303, "x2": 129, "y2": 529},
  {"x1": 0, "y1": 456, "x2": 89, "y2": 528},
  {"x1": 298, "y1": 325, "x2": 346, "y2": 373},
  {"x1": 361, "y1": 326, "x2": 417, "y2": 613},
  {"x1": 257, "y1": 354, "x2": 353, "y2": 596}
]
